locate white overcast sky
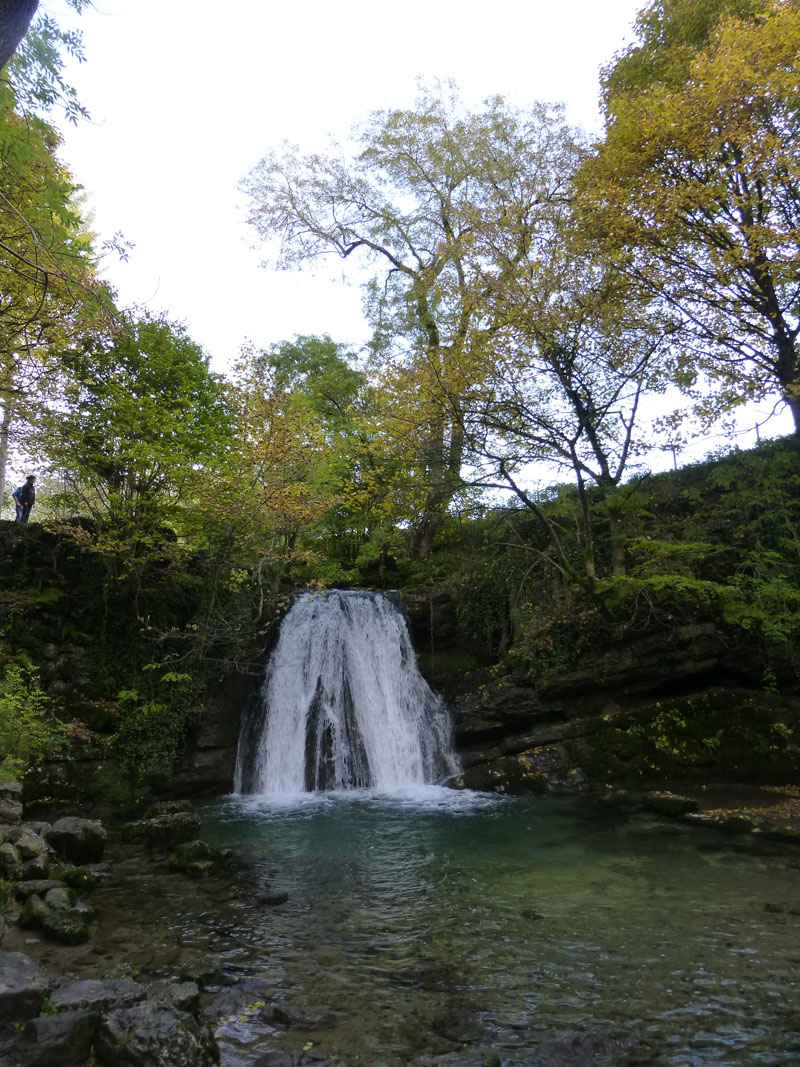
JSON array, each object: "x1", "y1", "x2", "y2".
[
  {"x1": 50, "y1": 0, "x2": 644, "y2": 367},
  {"x1": 45, "y1": 0, "x2": 793, "y2": 457}
]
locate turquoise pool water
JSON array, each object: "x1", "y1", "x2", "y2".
[{"x1": 198, "y1": 790, "x2": 800, "y2": 1066}]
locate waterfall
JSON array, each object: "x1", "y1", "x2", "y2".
[{"x1": 235, "y1": 590, "x2": 458, "y2": 794}]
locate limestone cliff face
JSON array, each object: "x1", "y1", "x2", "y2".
[{"x1": 403, "y1": 592, "x2": 800, "y2": 796}]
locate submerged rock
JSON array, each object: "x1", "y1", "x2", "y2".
[
  {"x1": 261, "y1": 1002, "x2": 335, "y2": 1029},
  {"x1": 409, "y1": 1052, "x2": 501, "y2": 1067},
  {"x1": 168, "y1": 839, "x2": 227, "y2": 877},
  {"x1": 643, "y1": 791, "x2": 698, "y2": 817}
]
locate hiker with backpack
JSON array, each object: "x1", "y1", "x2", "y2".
[{"x1": 11, "y1": 474, "x2": 36, "y2": 522}]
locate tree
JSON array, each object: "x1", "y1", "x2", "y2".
[
  {"x1": 243, "y1": 87, "x2": 579, "y2": 557},
  {"x1": 466, "y1": 232, "x2": 670, "y2": 583},
  {"x1": 584, "y1": 0, "x2": 800, "y2": 435},
  {"x1": 0, "y1": 80, "x2": 107, "y2": 503},
  {"x1": 43, "y1": 315, "x2": 230, "y2": 537}
]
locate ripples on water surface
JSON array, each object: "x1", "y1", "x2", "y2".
[{"x1": 198, "y1": 790, "x2": 800, "y2": 1066}]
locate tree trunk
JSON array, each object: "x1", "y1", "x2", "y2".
[
  {"x1": 0, "y1": 0, "x2": 38, "y2": 71},
  {"x1": 607, "y1": 499, "x2": 627, "y2": 578},
  {"x1": 0, "y1": 395, "x2": 14, "y2": 510}
]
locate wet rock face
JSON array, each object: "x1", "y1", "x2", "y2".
[
  {"x1": 51, "y1": 977, "x2": 147, "y2": 1013},
  {"x1": 0, "y1": 952, "x2": 50, "y2": 1021},
  {"x1": 14, "y1": 1009, "x2": 99, "y2": 1067},
  {"x1": 45, "y1": 818, "x2": 107, "y2": 865},
  {"x1": 95, "y1": 1000, "x2": 220, "y2": 1067}
]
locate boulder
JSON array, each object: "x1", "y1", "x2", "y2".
[
  {"x1": 0, "y1": 842, "x2": 22, "y2": 879},
  {"x1": 13, "y1": 1009, "x2": 98, "y2": 1067},
  {"x1": 96, "y1": 1000, "x2": 219, "y2": 1066},
  {"x1": 168, "y1": 839, "x2": 226, "y2": 876},
  {"x1": 13, "y1": 879, "x2": 64, "y2": 902},
  {"x1": 0, "y1": 783, "x2": 23, "y2": 825},
  {"x1": 41, "y1": 912, "x2": 90, "y2": 946},
  {"x1": 0, "y1": 952, "x2": 50, "y2": 1021},
  {"x1": 145, "y1": 800, "x2": 194, "y2": 818},
  {"x1": 19, "y1": 894, "x2": 52, "y2": 930},
  {"x1": 51, "y1": 862, "x2": 97, "y2": 891},
  {"x1": 45, "y1": 818, "x2": 106, "y2": 864},
  {"x1": 14, "y1": 830, "x2": 48, "y2": 861},
  {"x1": 43, "y1": 886, "x2": 76, "y2": 912},
  {"x1": 145, "y1": 812, "x2": 202, "y2": 851},
  {"x1": 20, "y1": 853, "x2": 50, "y2": 880},
  {"x1": 0, "y1": 781, "x2": 22, "y2": 802}
]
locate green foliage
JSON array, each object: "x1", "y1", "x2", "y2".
[
  {"x1": 0, "y1": 663, "x2": 66, "y2": 780},
  {"x1": 7, "y1": 1, "x2": 92, "y2": 122},
  {"x1": 47, "y1": 314, "x2": 231, "y2": 536},
  {"x1": 111, "y1": 687, "x2": 196, "y2": 784}
]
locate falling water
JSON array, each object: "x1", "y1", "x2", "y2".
[{"x1": 234, "y1": 590, "x2": 458, "y2": 794}]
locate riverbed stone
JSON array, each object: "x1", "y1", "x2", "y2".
[
  {"x1": 409, "y1": 1052, "x2": 501, "y2": 1067},
  {"x1": 45, "y1": 817, "x2": 106, "y2": 864},
  {"x1": 14, "y1": 879, "x2": 64, "y2": 901},
  {"x1": 19, "y1": 894, "x2": 53, "y2": 930},
  {"x1": 51, "y1": 976, "x2": 146, "y2": 1013},
  {"x1": 43, "y1": 886, "x2": 76, "y2": 911},
  {"x1": 204, "y1": 977, "x2": 276, "y2": 1020},
  {"x1": 83, "y1": 861, "x2": 118, "y2": 886},
  {"x1": 13, "y1": 1009, "x2": 98, "y2": 1067},
  {"x1": 41, "y1": 911, "x2": 90, "y2": 945},
  {"x1": 0, "y1": 952, "x2": 50, "y2": 1020},
  {"x1": 168, "y1": 839, "x2": 226, "y2": 875},
  {"x1": 96, "y1": 1000, "x2": 219, "y2": 1066},
  {"x1": 261, "y1": 1002, "x2": 335, "y2": 1029}
]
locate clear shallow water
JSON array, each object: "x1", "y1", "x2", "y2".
[{"x1": 199, "y1": 790, "x2": 800, "y2": 1066}]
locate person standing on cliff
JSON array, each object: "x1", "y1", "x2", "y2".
[{"x1": 12, "y1": 474, "x2": 36, "y2": 522}]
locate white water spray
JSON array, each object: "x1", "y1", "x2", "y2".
[{"x1": 235, "y1": 590, "x2": 458, "y2": 794}]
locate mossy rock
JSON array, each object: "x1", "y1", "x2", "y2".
[
  {"x1": 720, "y1": 814, "x2": 756, "y2": 835},
  {"x1": 19, "y1": 894, "x2": 52, "y2": 930},
  {"x1": 42, "y1": 911, "x2": 90, "y2": 945},
  {"x1": 168, "y1": 839, "x2": 226, "y2": 874},
  {"x1": 51, "y1": 863, "x2": 98, "y2": 891}
]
